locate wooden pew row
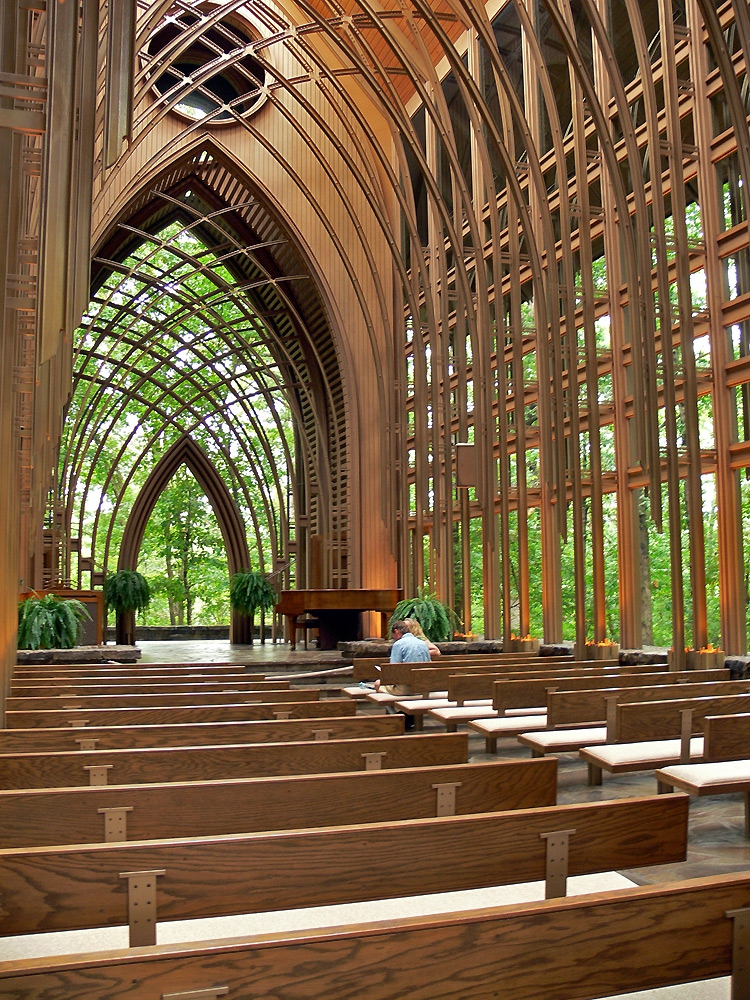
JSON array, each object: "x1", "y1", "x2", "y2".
[
  {"x1": 0, "y1": 732, "x2": 469, "y2": 789},
  {"x1": 12, "y1": 663, "x2": 263, "y2": 677},
  {"x1": 1, "y1": 871, "x2": 746, "y2": 1000},
  {"x1": 0, "y1": 713, "x2": 405, "y2": 754},
  {"x1": 9, "y1": 679, "x2": 289, "y2": 697},
  {"x1": 350, "y1": 652, "x2": 578, "y2": 682},
  {"x1": 516, "y1": 681, "x2": 750, "y2": 759},
  {"x1": 5, "y1": 698, "x2": 357, "y2": 729},
  {"x1": 5, "y1": 687, "x2": 317, "y2": 712},
  {"x1": 384, "y1": 662, "x2": 657, "y2": 730},
  {"x1": 432, "y1": 672, "x2": 739, "y2": 737},
  {"x1": 580, "y1": 693, "x2": 750, "y2": 786},
  {"x1": 375, "y1": 655, "x2": 612, "y2": 689},
  {"x1": 416, "y1": 661, "x2": 666, "y2": 702},
  {"x1": 0, "y1": 795, "x2": 689, "y2": 945},
  {"x1": 0, "y1": 758, "x2": 559, "y2": 848}
]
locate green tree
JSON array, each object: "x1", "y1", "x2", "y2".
[{"x1": 138, "y1": 467, "x2": 230, "y2": 626}]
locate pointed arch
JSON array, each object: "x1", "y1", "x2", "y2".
[{"x1": 118, "y1": 435, "x2": 253, "y2": 642}]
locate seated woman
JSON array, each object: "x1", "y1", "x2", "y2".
[{"x1": 403, "y1": 617, "x2": 441, "y2": 658}]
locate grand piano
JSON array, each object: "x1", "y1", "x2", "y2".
[{"x1": 276, "y1": 589, "x2": 402, "y2": 649}]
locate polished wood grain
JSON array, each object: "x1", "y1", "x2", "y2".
[
  {"x1": 493, "y1": 675, "x2": 750, "y2": 715},
  {"x1": 0, "y1": 713, "x2": 404, "y2": 754},
  {"x1": 352, "y1": 653, "x2": 576, "y2": 682},
  {"x1": 0, "y1": 732, "x2": 469, "y2": 789},
  {"x1": 5, "y1": 699, "x2": 357, "y2": 729},
  {"x1": 9, "y1": 679, "x2": 289, "y2": 697},
  {"x1": 0, "y1": 794, "x2": 688, "y2": 936},
  {"x1": 547, "y1": 678, "x2": 741, "y2": 728},
  {"x1": 616, "y1": 692, "x2": 750, "y2": 742},
  {"x1": 6, "y1": 687, "x2": 316, "y2": 712},
  {"x1": 0, "y1": 871, "x2": 742, "y2": 1000},
  {"x1": 439, "y1": 663, "x2": 686, "y2": 704},
  {"x1": 0, "y1": 758, "x2": 557, "y2": 847},
  {"x1": 380, "y1": 657, "x2": 622, "y2": 689},
  {"x1": 703, "y1": 712, "x2": 750, "y2": 762}
]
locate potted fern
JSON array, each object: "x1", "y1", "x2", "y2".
[
  {"x1": 18, "y1": 593, "x2": 91, "y2": 650},
  {"x1": 389, "y1": 589, "x2": 459, "y2": 643},
  {"x1": 229, "y1": 569, "x2": 276, "y2": 645},
  {"x1": 104, "y1": 570, "x2": 151, "y2": 646}
]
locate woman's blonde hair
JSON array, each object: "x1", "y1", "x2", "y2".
[{"x1": 403, "y1": 617, "x2": 428, "y2": 640}]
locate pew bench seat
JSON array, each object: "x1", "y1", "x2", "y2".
[
  {"x1": 426, "y1": 702, "x2": 497, "y2": 731},
  {"x1": 468, "y1": 713, "x2": 548, "y2": 752},
  {"x1": 580, "y1": 736, "x2": 705, "y2": 786},
  {"x1": 517, "y1": 726, "x2": 608, "y2": 757},
  {"x1": 655, "y1": 759, "x2": 750, "y2": 835},
  {"x1": 396, "y1": 697, "x2": 504, "y2": 730}
]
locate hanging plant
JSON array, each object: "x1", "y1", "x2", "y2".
[
  {"x1": 103, "y1": 570, "x2": 151, "y2": 615},
  {"x1": 18, "y1": 593, "x2": 91, "y2": 650},
  {"x1": 230, "y1": 570, "x2": 277, "y2": 645},
  {"x1": 104, "y1": 570, "x2": 151, "y2": 646},
  {"x1": 389, "y1": 589, "x2": 460, "y2": 642}
]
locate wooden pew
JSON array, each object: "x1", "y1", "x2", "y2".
[
  {"x1": 0, "y1": 757, "x2": 559, "y2": 847},
  {"x1": 0, "y1": 732, "x2": 470, "y2": 788},
  {"x1": 384, "y1": 661, "x2": 644, "y2": 730},
  {"x1": 4, "y1": 698, "x2": 357, "y2": 729},
  {"x1": 467, "y1": 673, "x2": 742, "y2": 752},
  {"x1": 431, "y1": 671, "x2": 735, "y2": 738},
  {"x1": 375, "y1": 655, "x2": 597, "y2": 689},
  {"x1": 5, "y1": 687, "x2": 316, "y2": 712},
  {"x1": 1, "y1": 871, "x2": 746, "y2": 1000},
  {"x1": 580, "y1": 693, "x2": 750, "y2": 786},
  {"x1": 350, "y1": 652, "x2": 577, "y2": 682},
  {"x1": 9, "y1": 679, "x2": 289, "y2": 697},
  {"x1": 438, "y1": 661, "x2": 708, "y2": 707},
  {"x1": 12, "y1": 663, "x2": 263, "y2": 677},
  {"x1": 0, "y1": 713, "x2": 405, "y2": 754},
  {"x1": 0, "y1": 795, "x2": 689, "y2": 944}
]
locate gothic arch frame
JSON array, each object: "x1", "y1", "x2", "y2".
[{"x1": 117, "y1": 434, "x2": 254, "y2": 642}]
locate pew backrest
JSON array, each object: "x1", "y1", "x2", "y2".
[
  {"x1": 441, "y1": 663, "x2": 696, "y2": 704},
  {"x1": 546, "y1": 677, "x2": 741, "y2": 730},
  {"x1": 0, "y1": 713, "x2": 404, "y2": 754},
  {"x1": 0, "y1": 794, "x2": 688, "y2": 942},
  {"x1": 0, "y1": 871, "x2": 745, "y2": 1000},
  {"x1": 702, "y1": 712, "x2": 750, "y2": 762},
  {"x1": 0, "y1": 732, "x2": 470, "y2": 789},
  {"x1": 380, "y1": 656, "x2": 621, "y2": 690},
  {"x1": 351, "y1": 653, "x2": 576, "y2": 681},
  {"x1": 5, "y1": 698, "x2": 357, "y2": 729},
  {"x1": 493, "y1": 673, "x2": 742, "y2": 715},
  {"x1": 616, "y1": 692, "x2": 750, "y2": 742},
  {"x1": 0, "y1": 757, "x2": 558, "y2": 847},
  {"x1": 5, "y1": 687, "x2": 316, "y2": 712}
]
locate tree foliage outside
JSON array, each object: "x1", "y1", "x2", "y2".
[
  {"x1": 138, "y1": 467, "x2": 230, "y2": 626},
  {"x1": 18, "y1": 594, "x2": 91, "y2": 650},
  {"x1": 61, "y1": 221, "x2": 295, "y2": 624}
]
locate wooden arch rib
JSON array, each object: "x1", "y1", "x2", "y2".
[{"x1": 118, "y1": 433, "x2": 252, "y2": 577}]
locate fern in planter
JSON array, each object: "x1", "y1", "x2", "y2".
[
  {"x1": 18, "y1": 593, "x2": 91, "y2": 650},
  {"x1": 104, "y1": 570, "x2": 151, "y2": 645},
  {"x1": 230, "y1": 570, "x2": 276, "y2": 645},
  {"x1": 389, "y1": 589, "x2": 459, "y2": 642}
]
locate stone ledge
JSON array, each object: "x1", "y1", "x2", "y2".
[{"x1": 17, "y1": 645, "x2": 142, "y2": 664}]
